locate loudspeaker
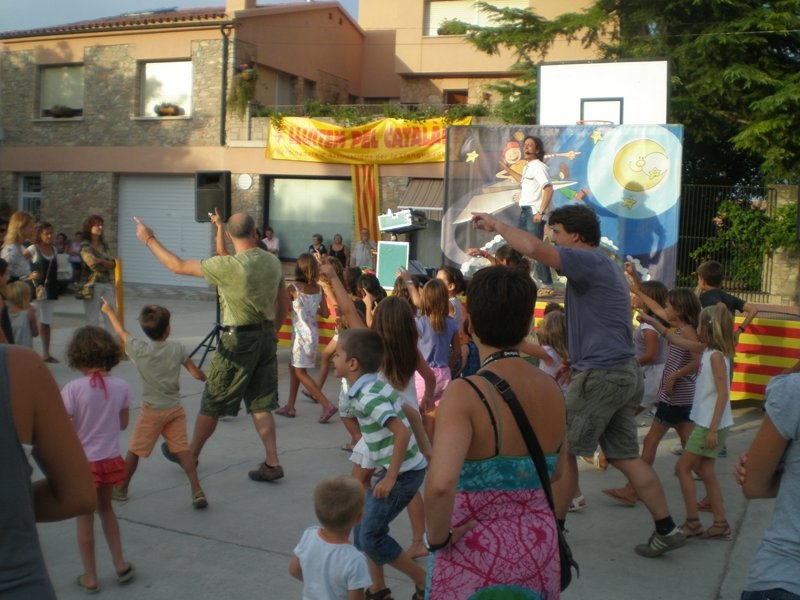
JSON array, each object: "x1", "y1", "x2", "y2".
[{"x1": 195, "y1": 171, "x2": 231, "y2": 222}]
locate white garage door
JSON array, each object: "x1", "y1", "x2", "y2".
[{"x1": 118, "y1": 176, "x2": 212, "y2": 288}]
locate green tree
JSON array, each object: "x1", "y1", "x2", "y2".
[{"x1": 466, "y1": 1, "x2": 800, "y2": 184}]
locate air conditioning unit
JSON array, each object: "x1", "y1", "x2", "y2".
[{"x1": 378, "y1": 209, "x2": 427, "y2": 233}]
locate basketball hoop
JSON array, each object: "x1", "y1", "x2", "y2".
[{"x1": 576, "y1": 120, "x2": 615, "y2": 126}]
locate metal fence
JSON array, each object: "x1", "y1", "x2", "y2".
[{"x1": 677, "y1": 184, "x2": 776, "y2": 302}]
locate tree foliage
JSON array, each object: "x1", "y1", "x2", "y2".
[
  {"x1": 690, "y1": 199, "x2": 799, "y2": 290},
  {"x1": 466, "y1": 1, "x2": 800, "y2": 184}
]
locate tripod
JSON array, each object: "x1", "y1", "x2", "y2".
[{"x1": 190, "y1": 291, "x2": 223, "y2": 368}]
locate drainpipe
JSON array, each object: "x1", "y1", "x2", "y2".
[{"x1": 220, "y1": 22, "x2": 233, "y2": 147}]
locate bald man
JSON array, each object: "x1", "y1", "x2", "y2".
[{"x1": 136, "y1": 212, "x2": 291, "y2": 483}]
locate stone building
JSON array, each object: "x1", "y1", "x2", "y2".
[{"x1": 0, "y1": 0, "x2": 595, "y2": 287}]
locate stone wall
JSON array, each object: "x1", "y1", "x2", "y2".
[
  {"x1": 41, "y1": 172, "x2": 117, "y2": 251},
  {"x1": 2, "y1": 39, "x2": 223, "y2": 147},
  {"x1": 400, "y1": 76, "x2": 507, "y2": 106},
  {"x1": 767, "y1": 185, "x2": 799, "y2": 306}
]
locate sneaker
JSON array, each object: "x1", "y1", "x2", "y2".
[
  {"x1": 670, "y1": 444, "x2": 683, "y2": 456},
  {"x1": 112, "y1": 487, "x2": 128, "y2": 502},
  {"x1": 192, "y1": 490, "x2": 208, "y2": 509},
  {"x1": 718, "y1": 445, "x2": 728, "y2": 458},
  {"x1": 634, "y1": 528, "x2": 686, "y2": 557},
  {"x1": 161, "y1": 441, "x2": 179, "y2": 464},
  {"x1": 568, "y1": 495, "x2": 587, "y2": 512},
  {"x1": 248, "y1": 462, "x2": 284, "y2": 482}
]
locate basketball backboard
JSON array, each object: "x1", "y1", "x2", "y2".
[{"x1": 537, "y1": 59, "x2": 669, "y2": 125}]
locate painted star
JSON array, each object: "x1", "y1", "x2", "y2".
[
  {"x1": 465, "y1": 150, "x2": 479, "y2": 163},
  {"x1": 590, "y1": 129, "x2": 604, "y2": 144},
  {"x1": 648, "y1": 167, "x2": 663, "y2": 179},
  {"x1": 622, "y1": 197, "x2": 637, "y2": 209}
]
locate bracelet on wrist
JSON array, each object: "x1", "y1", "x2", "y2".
[
  {"x1": 737, "y1": 325, "x2": 746, "y2": 333},
  {"x1": 423, "y1": 530, "x2": 453, "y2": 552}
]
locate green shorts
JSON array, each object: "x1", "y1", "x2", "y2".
[
  {"x1": 201, "y1": 325, "x2": 279, "y2": 417},
  {"x1": 565, "y1": 358, "x2": 643, "y2": 459},
  {"x1": 684, "y1": 424, "x2": 730, "y2": 458}
]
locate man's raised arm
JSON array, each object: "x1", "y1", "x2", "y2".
[
  {"x1": 134, "y1": 216, "x2": 203, "y2": 277},
  {"x1": 471, "y1": 212, "x2": 560, "y2": 270}
]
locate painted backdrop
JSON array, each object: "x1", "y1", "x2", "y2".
[{"x1": 442, "y1": 124, "x2": 684, "y2": 284}]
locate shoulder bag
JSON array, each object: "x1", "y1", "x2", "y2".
[{"x1": 478, "y1": 369, "x2": 579, "y2": 591}]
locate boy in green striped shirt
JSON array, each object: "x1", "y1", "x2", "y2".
[{"x1": 333, "y1": 328, "x2": 428, "y2": 600}]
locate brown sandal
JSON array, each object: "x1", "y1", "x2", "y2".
[
  {"x1": 702, "y1": 520, "x2": 732, "y2": 540},
  {"x1": 680, "y1": 518, "x2": 704, "y2": 538}
]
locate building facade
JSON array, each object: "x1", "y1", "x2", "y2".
[{"x1": 0, "y1": 0, "x2": 594, "y2": 287}]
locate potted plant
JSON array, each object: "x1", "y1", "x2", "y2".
[
  {"x1": 437, "y1": 18, "x2": 468, "y2": 36},
  {"x1": 228, "y1": 68, "x2": 258, "y2": 118},
  {"x1": 154, "y1": 102, "x2": 183, "y2": 117},
  {"x1": 50, "y1": 105, "x2": 75, "y2": 118}
]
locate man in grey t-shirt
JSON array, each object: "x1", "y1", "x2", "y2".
[{"x1": 472, "y1": 204, "x2": 686, "y2": 557}]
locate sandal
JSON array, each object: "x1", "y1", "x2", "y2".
[
  {"x1": 568, "y1": 495, "x2": 587, "y2": 512},
  {"x1": 192, "y1": 489, "x2": 208, "y2": 509},
  {"x1": 680, "y1": 518, "x2": 704, "y2": 538},
  {"x1": 580, "y1": 450, "x2": 608, "y2": 470},
  {"x1": 301, "y1": 390, "x2": 319, "y2": 403},
  {"x1": 275, "y1": 406, "x2": 296, "y2": 418},
  {"x1": 75, "y1": 575, "x2": 99, "y2": 595},
  {"x1": 318, "y1": 405, "x2": 338, "y2": 424},
  {"x1": 412, "y1": 586, "x2": 425, "y2": 600},
  {"x1": 366, "y1": 588, "x2": 394, "y2": 600},
  {"x1": 539, "y1": 287, "x2": 556, "y2": 296},
  {"x1": 697, "y1": 499, "x2": 712, "y2": 512},
  {"x1": 116, "y1": 563, "x2": 135, "y2": 584},
  {"x1": 602, "y1": 487, "x2": 638, "y2": 507},
  {"x1": 703, "y1": 520, "x2": 732, "y2": 540}
]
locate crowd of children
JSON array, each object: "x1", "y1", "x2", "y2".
[{"x1": 36, "y1": 242, "x2": 760, "y2": 598}]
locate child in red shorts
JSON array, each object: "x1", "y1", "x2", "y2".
[{"x1": 61, "y1": 326, "x2": 134, "y2": 593}]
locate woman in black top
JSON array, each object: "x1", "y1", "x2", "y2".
[
  {"x1": 28, "y1": 222, "x2": 60, "y2": 362},
  {"x1": 329, "y1": 233, "x2": 349, "y2": 266}
]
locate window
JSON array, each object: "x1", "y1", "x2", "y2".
[
  {"x1": 40, "y1": 65, "x2": 83, "y2": 117},
  {"x1": 267, "y1": 178, "x2": 353, "y2": 259},
  {"x1": 424, "y1": 0, "x2": 529, "y2": 36},
  {"x1": 444, "y1": 90, "x2": 468, "y2": 105},
  {"x1": 141, "y1": 61, "x2": 192, "y2": 116},
  {"x1": 19, "y1": 175, "x2": 42, "y2": 221}
]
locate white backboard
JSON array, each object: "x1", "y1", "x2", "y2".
[{"x1": 538, "y1": 60, "x2": 669, "y2": 125}]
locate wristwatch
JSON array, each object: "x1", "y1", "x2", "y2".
[{"x1": 423, "y1": 530, "x2": 453, "y2": 552}]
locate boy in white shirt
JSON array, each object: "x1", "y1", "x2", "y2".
[{"x1": 290, "y1": 475, "x2": 371, "y2": 600}]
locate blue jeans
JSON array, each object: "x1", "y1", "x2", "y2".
[
  {"x1": 354, "y1": 468, "x2": 426, "y2": 565},
  {"x1": 518, "y1": 206, "x2": 552, "y2": 286},
  {"x1": 742, "y1": 590, "x2": 800, "y2": 600}
]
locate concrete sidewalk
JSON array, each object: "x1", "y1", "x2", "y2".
[{"x1": 35, "y1": 288, "x2": 772, "y2": 599}]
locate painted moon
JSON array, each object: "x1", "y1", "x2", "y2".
[
  {"x1": 612, "y1": 140, "x2": 669, "y2": 192},
  {"x1": 587, "y1": 126, "x2": 682, "y2": 219}
]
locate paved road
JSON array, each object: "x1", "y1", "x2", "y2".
[{"x1": 33, "y1": 288, "x2": 772, "y2": 599}]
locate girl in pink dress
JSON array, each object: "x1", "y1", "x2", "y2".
[{"x1": 61, "y1": 326, "x2": 134, "y2": 593}]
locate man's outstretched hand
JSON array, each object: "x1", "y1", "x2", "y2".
[{"x1": 134, "y1": 216, "x2": 154, "y2": 245}]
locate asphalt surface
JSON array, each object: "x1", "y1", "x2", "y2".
[{"x1": 33, "y1": 287, "x2": 773, "y2": 600}]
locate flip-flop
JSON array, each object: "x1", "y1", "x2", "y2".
[
  {"x1": 75, "y1": 575, "x2": 99, "y2": 595},
  {"x1": 602, "y1": 487, "x2": 638, "y2": 507},
  {"x1": 44, "y1": 356, "x2": 60, "y2": 364},
  {"x1": 116, "y1": 563, "x2": 135, "y2": 584},
  {"x1": 275, "y1": 406, "x2": 296, "y2": 418},
  {"x1": 318, "y1": 405, "x2": 338, "y2": 423}
]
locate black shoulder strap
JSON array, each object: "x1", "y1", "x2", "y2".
[
  {"x1": 478, "y1": 370, "x2": 555, "y2": 512},
  {"x1": 461, "y1": 377, "x2": 500, "y2": 457}
]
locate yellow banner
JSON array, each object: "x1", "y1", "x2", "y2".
[{"x1": 268, "y1": 116, "x2": 471, "y2": 164}]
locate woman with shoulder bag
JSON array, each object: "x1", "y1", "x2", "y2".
[
  {"x1": 79, "y1": 215, "x2": 117, "y2": 335},
  {"x1": 28, "y1": 222, "x2": 60, "y2": 363},
  {"x1": 424, "y1": 266, "x2": 570, "y2": 599}
]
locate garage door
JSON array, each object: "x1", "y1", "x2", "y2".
[{"x1": 118, "y1": 176, "x2": 212, "y2": 288}]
